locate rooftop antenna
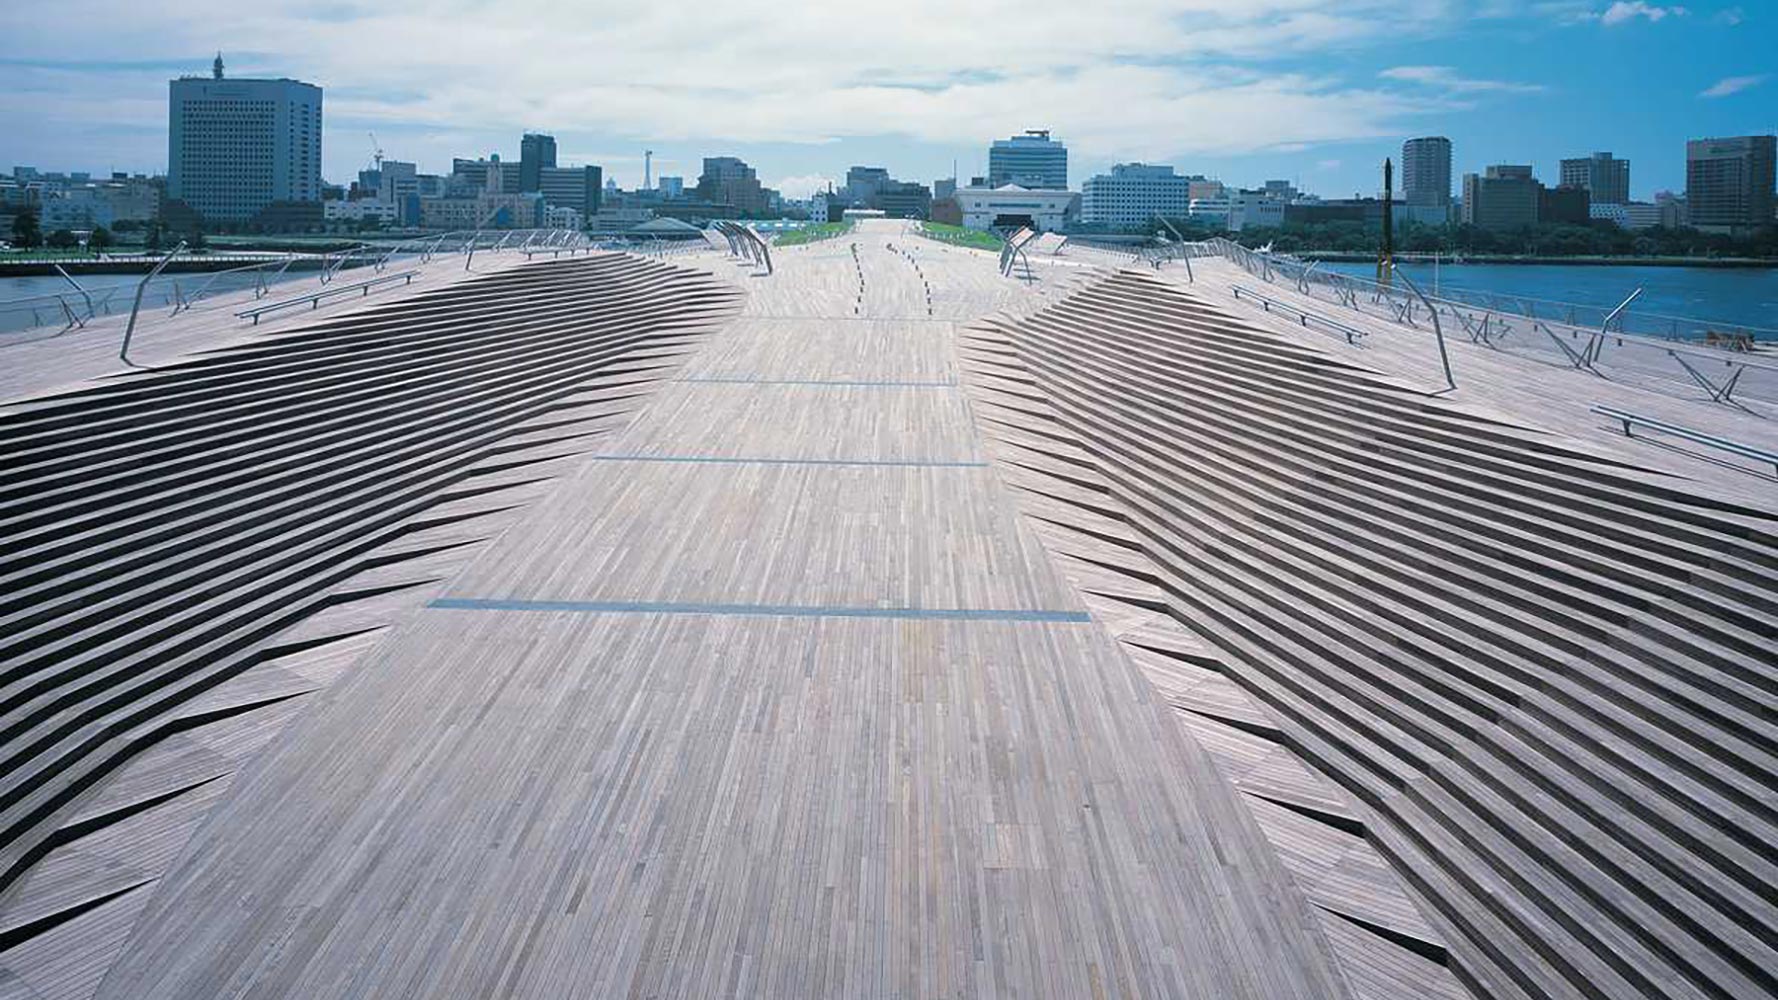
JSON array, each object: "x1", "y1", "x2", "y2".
[{"x1": 212, "y1": 52, "x2": 224, "y2": 80}]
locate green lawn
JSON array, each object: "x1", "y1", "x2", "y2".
[
  {"x1": 916, "y1": 222, "x2": 1003, "y2": 251},
  {"x1": 772, "y1": 221, "x2": 854, "y2": 247}
]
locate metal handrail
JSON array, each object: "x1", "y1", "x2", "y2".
[
  {"x1": 53, "y1": 264, "x2": 94, "y2": 319},
  {"x1": 120, "y1": 241, "x2": 186, "y2": 363},
  {"x1": 1231, "y1": 285, "x2": 1367, "y2": 345},
  {"x1": 1227, "y1": 245, "x2": 1778, "y2": 342},
  {"x1": 1210, "y1": 241, "x2": 1776, "y2": 395},
  {"x1": 237, "y1": 270, "x2": 419, "y2": 324},
  {"x1": 1391, "y1": 262, "x2": 1455, "y2": 393},
  {"x1": 1593, "y1": 404, "x2": 1777, "y2": 476},
  {"x1": 1, "y1": 228, "x2": 587, "y2": 345}
]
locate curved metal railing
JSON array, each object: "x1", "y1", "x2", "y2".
[
  {"x1": 0, "y1": 229, "x2": 590, "y2": 344},
  {"x1": 1206, "y1": 237, "x2": 1777, "y2": 402}
]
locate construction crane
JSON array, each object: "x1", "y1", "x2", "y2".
[{"x1": 367, "y1": 132, "x2": 384, "y2": 172}]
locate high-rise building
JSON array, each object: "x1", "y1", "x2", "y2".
[
  {"x1": 1685, "y1": 135, "x2": 1776, "y2": 232},
  {"x1": 167, "y1": 58, "x2": 322, "y2": 223},
  {"x1": 988, "y1": 130, "x2": 1068, "y2": 189},
  {"x1": 844, "y1": 166, "x2": 891, "y2": 206},
  {"x1": 1539, "y1": 184, "x2": 1591, "y2": 225},
  {"x1": 538, "y1": 164, "x2": 603, "y2": 216},
  {"x1": 377, "y1": 160, "x2": 419, "y2": 224},
  {"x1": 658, "y1": 175, "x2": 684, "y2": 199},
  {"x1": 452, "y1": 156, "x2": 520, "y2": 194},
  {"x1": 1080, "y1": 163, "x2": 1189, "y2": 228},
  {"x1": 1559, "y1": 152, "x2": 1630, "y2": 206},
  {"x1": 875, "y1": 181, "x2": 932, "y2": 219},
  {"x1": 695, "y1": 156, "x2": 768, "y2": 215},
  {"x1": 1401, "y1": 137, "x2": 1452, "y2": 207},
  {"x1": 933, "y1": 178, "x2": 957, "y2": 202},
  {"x1": 519, "y1": 133, "x2": 557, "y2": 193},
  {"x1": 1461, "y1": 165, "x2": 1540, "y2": 231}
]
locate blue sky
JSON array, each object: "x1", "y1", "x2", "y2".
[{"x1": 0, "y1": 0, "x2": 1770, "y2": 201}]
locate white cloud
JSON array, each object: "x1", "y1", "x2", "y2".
[
  {"x1": 772, "y1": 174, "x2": 837, "y2": 199},
  {"x1": 0, "y1": 0, "x2": 1474, "y2": 177},
  {"x1": 1317, "y1": 158, "x2": 1343, "y2": 170},
  {"x1": 1698, "y1": 73, "x2": 1768, "y2": 98},
  {"x1": 1378, "y1": 65, "x2": 1546, "y2": 93},
  {"x1": 1712, "y1": 6, "x2": 1743, "y2": 24},
  {"x1": 1596, "y1": 1, "x2": 1689, "y2": 25}
]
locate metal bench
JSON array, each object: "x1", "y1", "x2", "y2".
[
  {"x1": 1593, "y1": 404, "x2": 1778, "y2": 477},
  {"x1": 236, "y1": 270, "x2": 418, "y2": 325},
  {"x1": 1231, "y1": 285, "x2": 1367, "y2": 345}
]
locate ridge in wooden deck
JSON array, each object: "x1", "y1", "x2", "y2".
[{"x1": 961, "y1": 267, "x2": 1778, "y2": 1000}]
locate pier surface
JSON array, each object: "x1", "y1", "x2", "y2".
[{"x1": 2, "y1": 221, "x2": 1773, "y2": 1000}]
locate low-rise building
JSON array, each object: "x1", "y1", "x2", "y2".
[
  {"x1": 1187, "y1": 194, "x2": 1231, "y2": 226},
  {"x1": 1226, "y1": 190, "x2": 1284, "y2": 231},
  {"x1": 953, "y1": 183, "x2": 1076, "y2": 232},
  {"x1": 1589, "y1": 202, "x2": 1668, "y2": 230},
  {"x1": 323, "y1": 198, "x2": 399, "y2": 224},
  {"x1": 1282, "y1": 198, "x2": 1451, "y2": 229},
  {"x1": 35, "y1": 176, "x2": 163, "y2": 231},
  {"x1": 1080, "y1": 163, "x2": 1189, "y2": 229},
  {"x1": 543, "y1": 204, "x2": 583, "y2": 230},
  {"x1": 588, "y1": 206, "x2": 657, "y2": 231},
  {"x1": 419, "y1": 191, "x2": 543, "y2": 230},
  {"x1": 1187, "y1": 179, "x2": 1226, "y2": 201}
]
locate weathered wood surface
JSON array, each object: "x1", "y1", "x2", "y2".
[
  {"x1": 962, "y1": 269, "x2": 1778, "y2": 1000},
  {"x1": 16, "y1": 223, "x2": 1766, "y2": 1000},
  {"x1": 1172, "y1": 257, "x2": 1778, "y2": 500},
  {"x1": 79, "y1": 226, "x2": 1354, "y2": 999},
  {"x1": 0, "y1": 253, "x2": 743, "y2": 998}
]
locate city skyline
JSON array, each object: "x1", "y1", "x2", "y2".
[{"x1": 1, "y1": 1, "x2": 1771, "y2": 201}]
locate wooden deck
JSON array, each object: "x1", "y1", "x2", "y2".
[
  {"x1": 7, "y1": 223, "x2": 1771, "y2": 999},
  {"x1": 73, "y1": 225, "x2": 1354, "y2": 999}
]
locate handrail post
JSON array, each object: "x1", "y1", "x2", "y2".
[
  {"x1": 1591, "y1": 287, "x2": 1643, "y2": 364},
  {"x1": 54, "y1": 264, "x2": 95, "y2": 318},
  {"x1": 1296, "y1": 260, "x2": 1319, "y2": 295},
  {"x1": 121, "y1": 240, "x2": 186, "y2": 364},
  {"x1": 1392, "y1": 262, "x2": 1455, "y2": 393},
  {"x1": 59, "y1": 295, "x2": 85, "y2": 330}
]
